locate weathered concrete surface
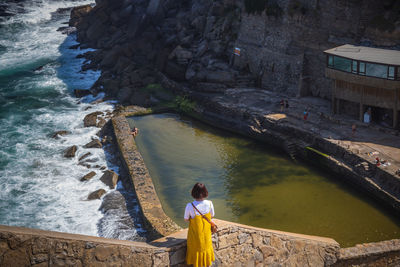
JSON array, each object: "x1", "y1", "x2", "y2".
[
  {"x1": 333, "y1": 239, "x2": 400, "y2": 267},
  {"x1": 2, "y1": 221, "x2": 398, "y2": 266},
  {"x1": 151, "y1": 219, "x2": 340, "y2": 267},
  {"x1": 111, "y1": 113, "x2": 181, "y2": 240},
  {"x1": 0, "y1": 220, "x2": 340, "y2": 267},
  {"x1": 0, "y1": 224, "x2": 156, "y2": 266}
]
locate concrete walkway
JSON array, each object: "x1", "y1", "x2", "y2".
[{"x1": 214, "y1": 88, "x2": 400, "y2": 181}]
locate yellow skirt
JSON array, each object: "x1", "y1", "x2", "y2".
[{"x1": 186, "y1": 213, "x2": 215, "y2": 267}]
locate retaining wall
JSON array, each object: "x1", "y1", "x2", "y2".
[
  {"x1": 0, "y1": 220, "x2": 340, "y2": 267},
  {"x1": 111, "y1": 114, "x2": 181, "y2": 240}
]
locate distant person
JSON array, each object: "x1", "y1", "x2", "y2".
[
  {"x1": 303, "y1": 109, "x2": 309, "y2": 120},
  {"x1": 285, "y1": 100, "x2": 289, "y2": 109},
  {"x1": 364, "y1": 108, "x2": 371, "y2": 124},
  {"x1": 130, "y1": 127, "x2": 139, "y2": 137},
  {"x1": 375, "y1": 157, "x2": 380, "y2": 167},
  {"x1": 381, "y1": 113, "x2": 390, "y2": 127},
  {"x1": 352, "y1": 124, "x2": 357, "y2": 137},
  {"x1": 184, "y1": 182, "x2": 216, "y2": 267},
  {"x1": 280, "y1": 99, "x2": 284, "y2": 112}
]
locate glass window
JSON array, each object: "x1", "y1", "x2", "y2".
[
  {"x1": 328, "y1": 55, "x2": 333, "y2": 67},
  {"x1": 397, "y1": 67, "x2": 400, "y2": 80},
  {"x1": 365, "y1": 63, "x2": 387, "y2": 79},
  {"x1": 359, "y1": 62, "x2": 366, "y2": 75},
  {"x1": 352, "y1": 60, "x2": 358, "y2": 73},
  {"x1": 388, "y1": 66, "x2": 395, "y2": 80},
  {"x1": 333, "y1": 56, "x2": 351, "y2": 72}
]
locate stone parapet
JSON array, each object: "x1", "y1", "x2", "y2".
[
  {"x1": 111, "y1": 114, "x2": 181, "y2": 240},
  {"x1": 0, "y1": 220, "x2": 340, "y2": 266},
  {"x1": 333, "y1": 239, "x2": 400, "y2": 267}
]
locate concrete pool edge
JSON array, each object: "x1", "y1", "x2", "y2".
[
  {"x1": 111, "y1": 113, "x2": 181, "y2": 241},
  {"x1": 109, "y1": 108, "x2": 400, "y2": 265}
]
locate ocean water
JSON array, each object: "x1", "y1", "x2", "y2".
[{"x1": 0, "y1": 0, "x2": 142, "y2": 239}]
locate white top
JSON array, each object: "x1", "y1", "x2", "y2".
[
  {"x1": 324, "y1": 44, "x2": 400, "y2": 66},
  {"x1": 184, "y1": 200, "x2": 215, "y2": 220},
  {"x1": 364, "y1": 112, "x2": 370, "y2": 123}
]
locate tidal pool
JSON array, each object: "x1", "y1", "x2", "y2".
[{"x1": 128, "y1": 113, "x2": 400, "y2": 247}]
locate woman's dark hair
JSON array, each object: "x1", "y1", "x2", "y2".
[{"x1": 191, "y1": 182, "x2": 208, "y2": 199}]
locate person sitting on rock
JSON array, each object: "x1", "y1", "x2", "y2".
[{"x1": 130, "y1": 127, "x2": 139, "y2": 137}]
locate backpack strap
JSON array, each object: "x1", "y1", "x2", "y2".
[{"x1": 191, "y1": 202, "x2": 213, "y2": 225}]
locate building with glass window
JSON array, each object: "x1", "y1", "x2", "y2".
[{"x1": 324, "y1": 44, "x2": 400, "y2": 128}]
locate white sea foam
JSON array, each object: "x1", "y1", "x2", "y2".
[
  {"x1": 0, "y1": 0, "x2": 142, "y2": 239},
  {"x1": 3, "y1": 0, "x2": 94, "y2": 25}
]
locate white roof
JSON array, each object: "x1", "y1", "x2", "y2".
[{"x1": 324, "y1": 44, "x2": 400, "y2": 66}]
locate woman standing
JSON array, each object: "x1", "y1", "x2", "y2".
[{"x1": 184, "y1": 183, "x2": 215, "y2": 267}]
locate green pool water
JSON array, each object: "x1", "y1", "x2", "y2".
[{"x1": 128, "y1": 113, "x2": 400, "y2": 247}]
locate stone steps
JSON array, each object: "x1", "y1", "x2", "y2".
[{"x1": 236, "y1": 75, "x2": 255, "y2": 87}]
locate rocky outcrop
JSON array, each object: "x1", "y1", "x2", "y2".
[
  {"x1": 84, "y1": 139, "x2": 102, "y2": 149},
  {"x1": 100, "y1": 170, "x2": 118, "y2": 189},
  {"x1": 88, "y1": 189, "x2": 106, "y2": 200},
  {"x1": 74, "y1": 89, "x2": 91, "y2": 98},
  {"x1": 50, "y1": 130, "x2": 70, "y2": 139},
  {"x1": 78, "y1": 152, "x2": 92, "y2": 161},
  {"x1": 80, "y1": 171, "x2": 96, "y2": 182},
  {"x1": 83, "y1": 111, "x2": 106, "y2": 128},
  {"x1": 69, "y1": 4, "x2": 92, "y2": 27},
  {"x1": 64, "y1": 145, "x2": 77, "y2": 158},
  {"x1": 72, "y1": 0, "x2": 399, "y2": 104}
]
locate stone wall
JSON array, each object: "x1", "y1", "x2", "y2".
[
  {"x1": 333, "y1": 239, "x2": 400, "y2": 267},
  {"x1": 0, "y1": 220, "x2": 340, "y2": 267},
  {"x1": 111, "y1": 112, "x2": 181, "y2": 240},
  {"x1": 234, "y1": 0, "x2": 400, "y2": 98}
]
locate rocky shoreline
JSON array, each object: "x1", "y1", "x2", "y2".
[{"x1": 65, "y1": 0, "x2": 400, "y2": 238}]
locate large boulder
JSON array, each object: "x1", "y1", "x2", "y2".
[
  {"x1": 86, "y1": 19, "x2": 106, "y2": 42},
  {"x1": 78, "y1": 152, "x2": 92, "y2": 161},
  {"x1": 164, "y1": 61, "x2": 186, "y2": 81},
  {"x1": 100, "y1": 170, "x2": 119, "y2": 189},
  {"x1": 117, "y1": 87, "x2": 133, "y2": 104},
  {"x1": 130, "y1": 91, "x2": 151, "y2": 107},
  {"x1": 50, "y1": 130, "x2": 70, "y2": 139},
  {"x1": 80, "y1": 171, "x2": 96, "y2": 182},
  {"x1": 64, "y1": 145, "x2": 77, "y2": 158},
  {"x1": 83, "y1": 111, "x2": 106, "y2": 127},
  {"x1": 87, "y1": 189, "x2": 106, "y2": 200},
  {"x1": 206, "y1": 70, "x2": 235, "y2": 85},
  {"x1": 69, "y1": 4, "x2": 92, "y2": 27},
  {"x1": 74, "y1": 89, "x2": 91, "y2": 98},
  {"x1": 100, "y1": 46, "x2": 123, "y2": 67},
  {"x1": 84, "y1": 139, "x2": 102, "y2": 149}
]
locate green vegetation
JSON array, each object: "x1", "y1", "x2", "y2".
[
  {"x1": 244, "y1": 0, "x2": 283, "y2": 17},
  {"x1": 174, "y1": 95, "x2": 196, "y2": 114},
  {"x1": 139, "y1": 83, "x2": 163, "y2": 94}
]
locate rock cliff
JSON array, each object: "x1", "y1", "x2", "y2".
[{"x1": 72, "y1": 0, "x2": 400, "y2": 103}]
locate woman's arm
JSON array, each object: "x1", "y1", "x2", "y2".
[{"x1": 184, "y1": 203, "x2": 191, "y2": 222}]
